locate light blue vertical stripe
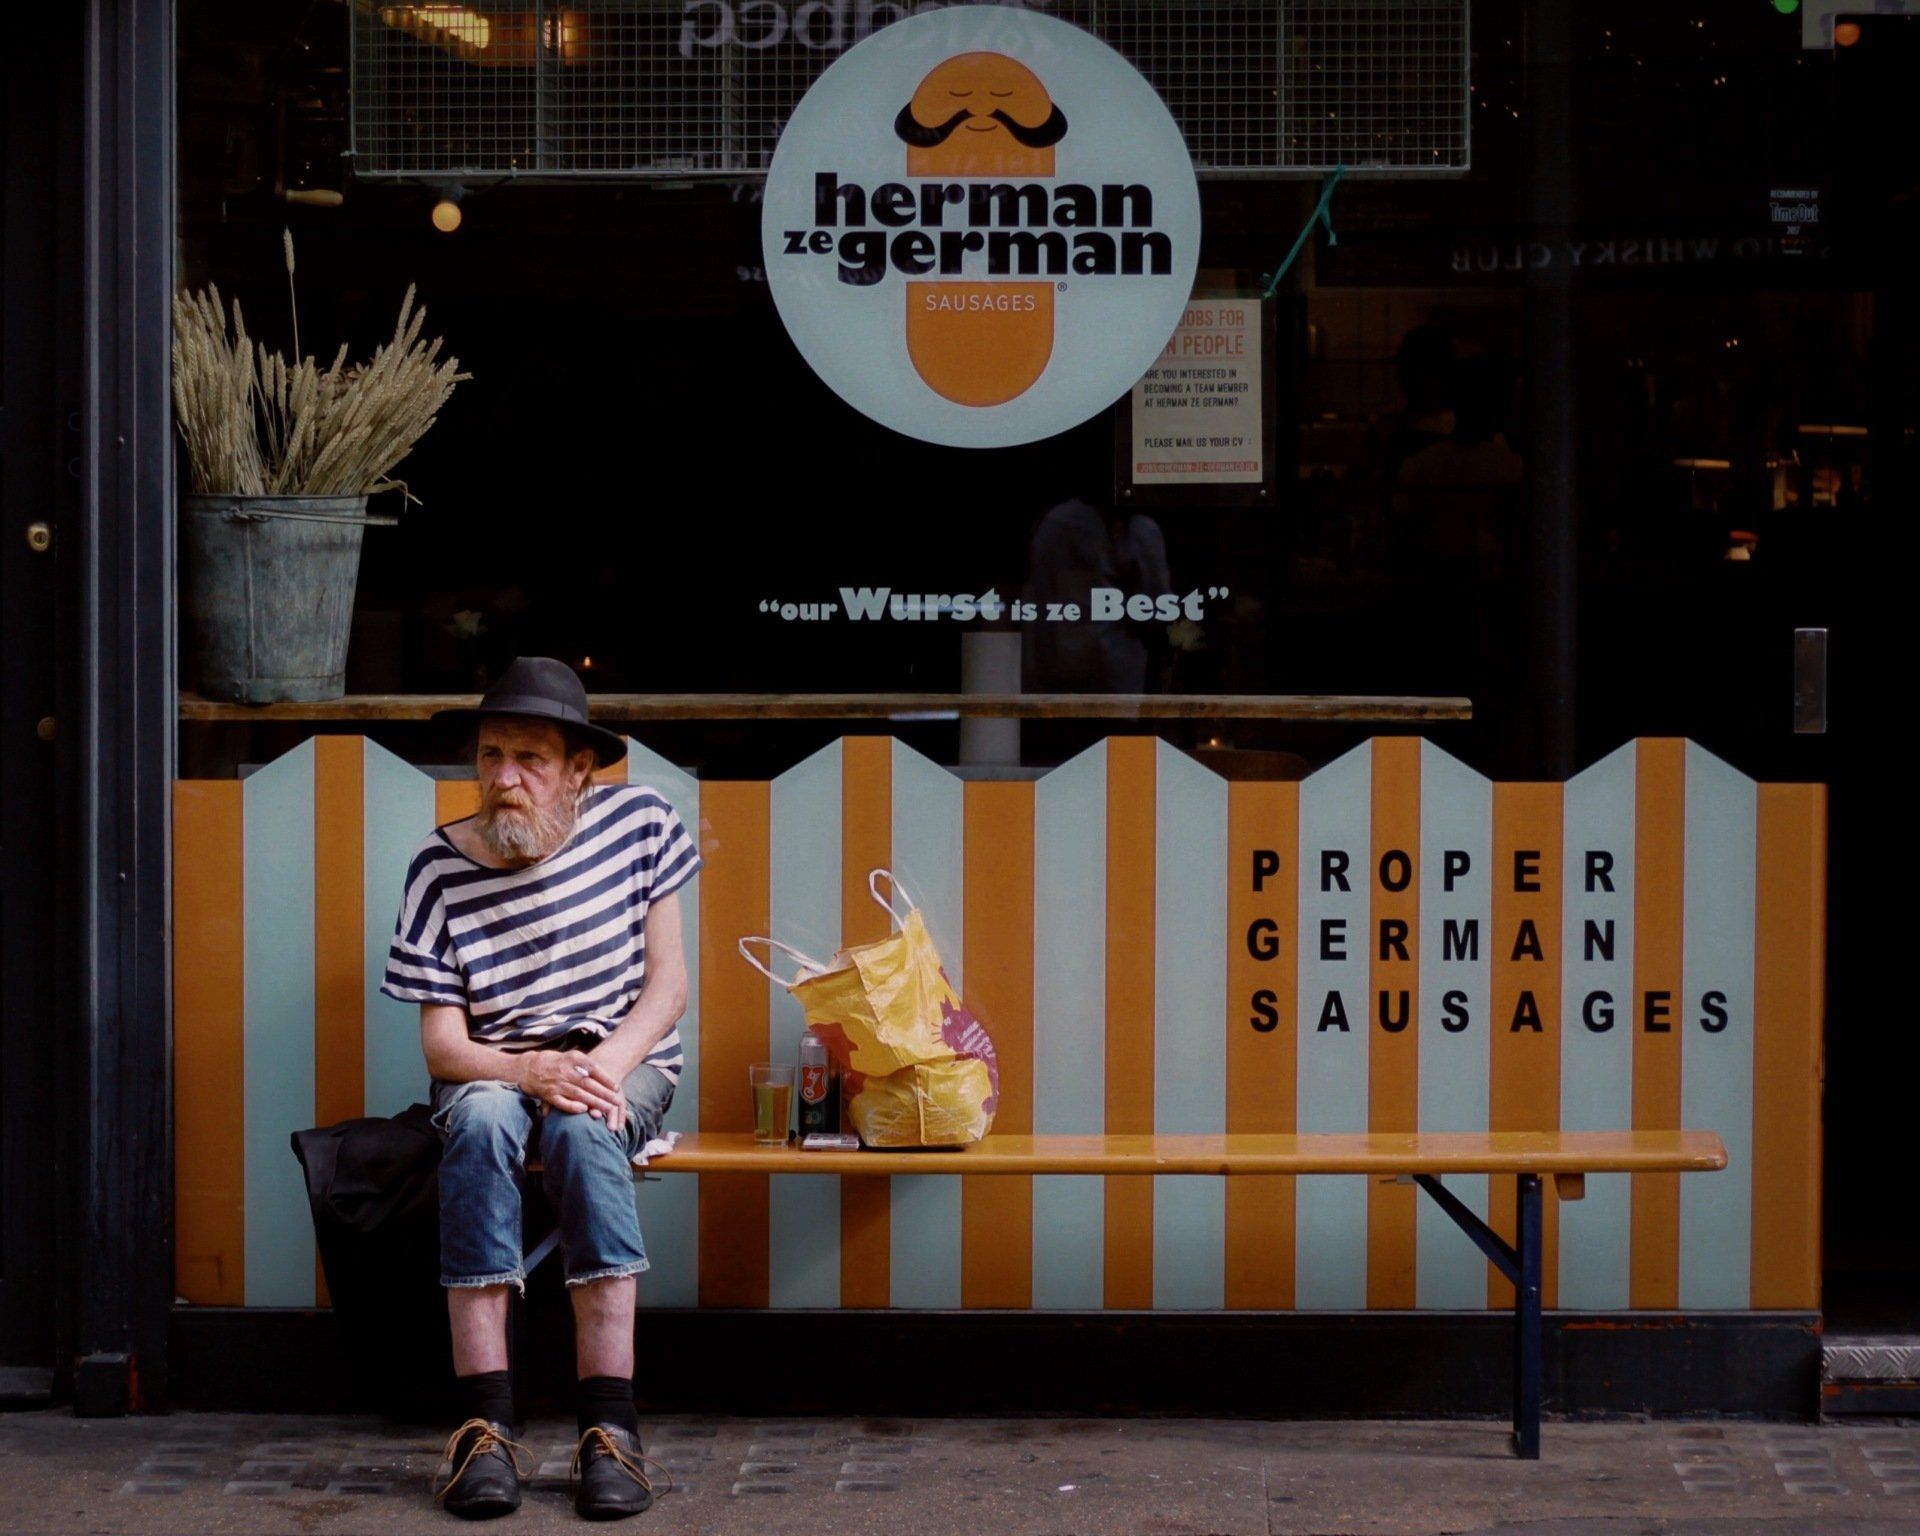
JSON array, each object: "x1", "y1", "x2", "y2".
[
  {"x1": 887, "y1": 1172, "x2": 963, "y2": 1310},
  {"x1": 887, "y1": 740, "x2": 965, "y2": 1308},
  {"x1": 1295, "y1": 740, "x2": 1371, "y2": 1309},
  {"x1": 1031, "y1": 741, "x2": 1106, "y2": 1310},
  {"x1": 243, "y1": 740, "x2": 318, "y2": 1307},
  {"x1": 1679, "y1": 743, "x2": 1756, "y2": 1308},
  {"x1": 1558, "y1": 742, "x2": 1637, "y2": 1310},
  {"x1": 362, "y1": 741, "x2": 435, "y2": 1119},
  {"x1": 1152, "y1": 740, "x2": 1226, "y2": 1310},
  {"x1": 1415, "y1": 742, "x2": 1492, "y2": 1309},
  {"x1": 768, "y1": 739, "x2": 842, "y2": 1309},
  {"x1": 889, "y1": 740, "x2": 966, "y2": 989},
  {"x1": 626, "y1": 739, "x2": 704, "y2": 1309}
]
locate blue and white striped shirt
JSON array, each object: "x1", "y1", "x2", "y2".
[{"x1": 380, "y1": 784, "x2": 701, "y2": 1084}]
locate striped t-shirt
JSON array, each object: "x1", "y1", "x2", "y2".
[{"x1": 380, "y1": 784, "x2": 702, "y2": 1084}]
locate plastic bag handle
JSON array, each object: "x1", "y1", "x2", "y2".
[
  {"x1": 868, "y1": 868, "x2": 921, "y2": 932},
  {"x1": 737, "y1": 935, "x2": 831, "y2": 988}
]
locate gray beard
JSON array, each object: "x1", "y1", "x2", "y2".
[{"x1": 476, "y1": 789, "x2": 581, "y2": 864}]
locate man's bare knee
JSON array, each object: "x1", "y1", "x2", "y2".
[{"x1": 569, "y1": 1274, "x2": 637, "y2": 1312}]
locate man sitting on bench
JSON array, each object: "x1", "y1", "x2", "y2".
[{"x1": 380, "y1": 655, "x2": 701, "y2": 1521}]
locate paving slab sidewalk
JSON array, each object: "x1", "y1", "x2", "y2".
[{"x1": 2, "y1": 1411, "x2": 1918, "y2": 1535}]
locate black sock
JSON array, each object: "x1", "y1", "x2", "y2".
[
  {"x1": 576, "y1": 1374, "x2": 639, "y2": 1435},
  {"x1": 455, "y1": 1369, "x2": 515, "y2": 1431}
]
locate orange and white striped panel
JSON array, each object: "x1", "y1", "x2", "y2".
[{"x1": 172, "y1": 734, "x2": 1823, "y2": 1314}]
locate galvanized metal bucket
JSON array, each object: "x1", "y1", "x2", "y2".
[{"x1": 181, "y1": 494, "x2": 397, "y2": 703}]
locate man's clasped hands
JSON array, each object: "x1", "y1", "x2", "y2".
[{"x1": 515, "y1": 1049, "x2": 630, "y2": 1137}]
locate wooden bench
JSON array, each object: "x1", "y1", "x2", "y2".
[{"x1": 561, "y1": 1129, "x2": 1723, "y2": 1459}]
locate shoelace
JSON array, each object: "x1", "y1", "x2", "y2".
[
  {"x1": 432, "y1": 1416, "x2": 536, "y2": 1502},
  {"x1": 569, "y1": 1425, "x2": 676, "y2": 1497}
]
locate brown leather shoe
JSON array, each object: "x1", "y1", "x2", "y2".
[
  {"x1": 571, "y1": 1423, "x2": 667, "y2": 1519},
  {"x1": 433, "y1": 1417, "x2": 532, "y2": 1519}
]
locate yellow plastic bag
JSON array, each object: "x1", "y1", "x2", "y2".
[
  {"x1": 841, "y1": 1056, "x2": 997, "y2": 1149},
  {"x1": 738, "y1": 870, "x2": 1000, "y2": 1148}
]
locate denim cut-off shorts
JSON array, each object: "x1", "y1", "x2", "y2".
[{"x1": 428, "y1": 1048, "x2": 675, "y2": 1294}]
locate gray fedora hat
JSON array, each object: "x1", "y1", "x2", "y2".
[{"x1": 432, "y1": 655, "x2": 627, "y2": 768}]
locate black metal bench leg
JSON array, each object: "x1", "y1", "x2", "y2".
[{"x1": 1512, "y1": 1172, "x2": 1542, "y2": 1459}]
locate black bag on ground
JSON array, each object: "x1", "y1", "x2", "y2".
[{"x1": 291, "y1": 1103, "x2": 456, "y2": 1420}]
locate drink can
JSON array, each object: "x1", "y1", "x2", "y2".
[{"x1": 798, "y1": 1028, "x2": 839, "y2": 1134}]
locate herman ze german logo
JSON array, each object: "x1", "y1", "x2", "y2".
[
  {"x1": 796, "y1": 53, "x2": 1173, "y2": 406},
  {"x1": 763, "y1": 7, "x2": 1199, "y2": 448}
]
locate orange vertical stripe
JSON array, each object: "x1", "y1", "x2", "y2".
[
  {"x1": 1226, "y1": 781, "x2": 1297, "y2": 1309},
  {"x1": 962, "y1": 782, "x2": 1035, "y2": 1308},
  {"x1": 173, "y1": 781, "x2": 246, "y2": 1306},
  {"x1": 1104, "y1": 737, "x2": 1156, "y2": 1308},
  {"x1": 1751, "y1": 783, "x2": 1825, "y2": 1309},
  {"x1": 437, "y1": 779, "x2": 481, "y2": 827},
  {"x1": 1631, "y1": 740, "x2": 1685, "y2": 1309},
  {"x1": 312, "y1": 737, "x2": 366, "y2": 1307},
  {"x1": 1368, "y1": 739, "x2": 1421, "y2": 1308},
  {"x1": 841, "y1": 738, "x2": 894, "y2": 949},
  {"x1": 840, "y1": 737, "x2": 893, "y2": 1307},
  {"x1": 698, "y1": 780, "x2": 771, "y2": 1308},
  {"x1": 313, "y1": 738, "x2": 365, "y2": 1128},
  {"x1": 592, "y1": 747, "x2": 629, "y2": 787},
  {"x1": 1489, "y1": 782, "x2": 1564, "y2": 1308}
]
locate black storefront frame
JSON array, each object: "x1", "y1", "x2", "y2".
[{"x1": 53, "y1": 0, "x2": 177, "y2": 1414}]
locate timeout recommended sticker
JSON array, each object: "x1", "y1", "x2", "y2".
[{"x1": 763, "y1": 5, "x2": 1201, "y2": 448}]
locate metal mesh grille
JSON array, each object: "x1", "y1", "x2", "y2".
[
  {"x1": 349, "y1": 0, "x2": 1469, "y2": 180},
  {"x1": 1276, "y1": 0, "x2": 1468, "y2": 171}
]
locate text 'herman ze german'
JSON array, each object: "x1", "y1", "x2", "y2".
[{"x1": 784, "y1": 174, "x2": 1176, "y2": 286}]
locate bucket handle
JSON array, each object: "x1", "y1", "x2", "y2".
[
  {"x1": 868, "y1": 868, "x2": 921, "y2": 931},
  {"x1": 199, "y1": 503, "x2": 400, "y2": 528},
  {"x1": 737, "y1": 935, "x2": 833, "y2": 988}
]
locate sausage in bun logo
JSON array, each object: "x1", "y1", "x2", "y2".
[{"x1": 764, "y1": 7, "x2": 1200, "y2": 447}]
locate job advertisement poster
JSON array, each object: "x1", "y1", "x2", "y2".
[{"x1": 1129, "y1": 299, "x2": 1264, "y2": 486}]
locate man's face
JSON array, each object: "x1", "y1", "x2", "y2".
[{"x1": 474, "y1": 717, "x2": 596, "y2": 863}]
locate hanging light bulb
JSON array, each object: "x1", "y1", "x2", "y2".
[{"x1": 431, "y1": 186, "x2": 464, "y2": 233}]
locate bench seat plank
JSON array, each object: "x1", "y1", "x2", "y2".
[{"x1": 641, "y1": 1130, "x2": 1726, "y2": 1177}]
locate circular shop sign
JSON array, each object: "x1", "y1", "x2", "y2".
[{"x1": 762, "y1": 5, "x2": 1201, "y2": 449}]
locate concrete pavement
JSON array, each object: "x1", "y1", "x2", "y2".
[{"x1": 1, "y1": 1410, "x2": 1918, "y2": 1534}]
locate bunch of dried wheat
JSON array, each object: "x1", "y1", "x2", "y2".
[{"x1": 172, "y1": 238, "x2": 467, "y2": 500}]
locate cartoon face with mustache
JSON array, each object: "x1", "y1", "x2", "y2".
[{"x1": 894, "y1": 52, "x2": 1068, "y2": 178}]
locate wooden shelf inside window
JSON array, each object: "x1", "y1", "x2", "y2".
[{"x1": 177, "y1": 692, "x2": 1471, "y2": 723}]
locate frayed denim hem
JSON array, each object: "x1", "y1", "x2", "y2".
[
  {"x1": 443, "y1": 1270, "x2": 527, "y2": 1298},
  {"x1": 564, "y1": 1260, "x2": 649, "y2": 1288}
]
